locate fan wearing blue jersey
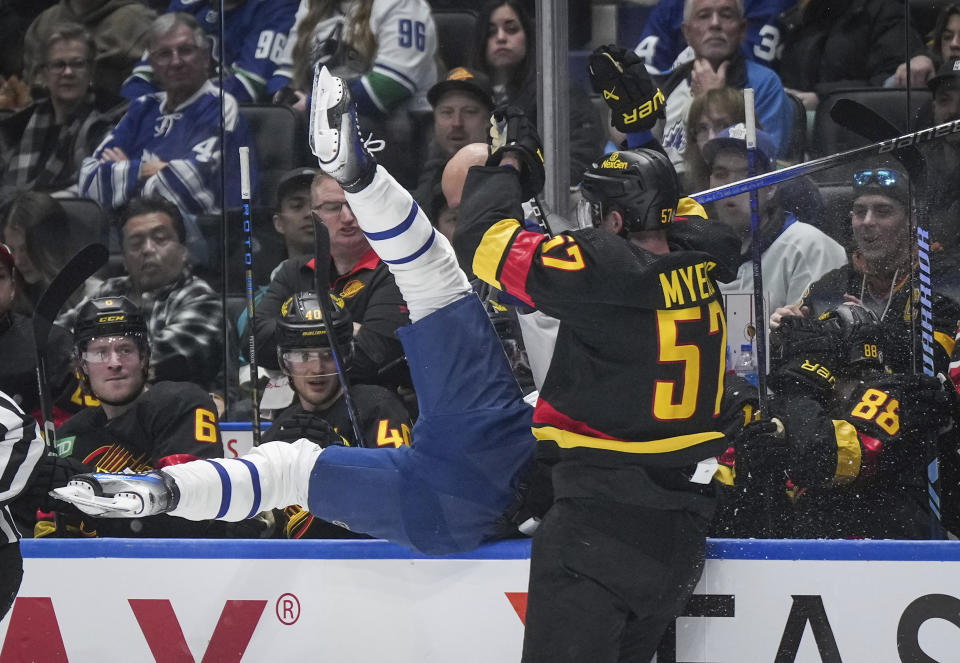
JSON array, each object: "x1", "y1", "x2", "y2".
[
  {"x1": 121, "y1": 0, "x2": 299, "y2": 103},
  {"x1": 53, "y1": 66, "x2": 536, "y2": 556},
  {"x1": 79, "y1": 12, "x2": 253, "y2": 218}
]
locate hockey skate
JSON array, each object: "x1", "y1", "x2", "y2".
[
  {"x1": 309, "y1": 65, "x2": 376, "y2": 192},
  {"x1": 50, "y1": 470, "x2": 179, "y2": 518}
]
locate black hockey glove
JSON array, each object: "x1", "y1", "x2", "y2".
[
  {"x1": 768, "y1": 356, "x2": 838, "y2": 403},
  {"x1": 24, "y1": 453, "x2": 89, "y2": 501},
  {"x1": 588, "y1": 44, "x2": 665, "y2": 133},
  {"x1": 269, "y1": 413, "x2": 345, "y2": 448},
  {"x1": 770, "y1": 314, "x2": 840, "y2": 367},
  {"x1": 733, "y1": 417, "x2": 788, "y2": 487},
  {"x1": 487, "y1": 105, "x2": 545, "y2": 201},
  {"x1": 875, "y1": 373, "x2": 957, "y2": 436}
]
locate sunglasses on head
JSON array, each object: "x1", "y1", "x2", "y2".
[{"x1": 853, "y1": 169, "x2": 902, "y2": 188}]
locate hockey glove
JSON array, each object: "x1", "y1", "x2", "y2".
[
  {"x1": 733, "y1": 417, "x2": 788, "y2": 486},
  {"x1": 588, "y1": 44, "x2": 665, "y2": 133},
  {"x1": 768, "y1": 356, "x2": 838, "y2": 403},
  {"x1": 770, "y1": 314, "x2": 840, "y2": 367},
  {"x1": 268, "y1": 412, "x2": 345, "y2": 448},
  {"x1": 874, "y1": 372, "x2": 957, "y2": 436},
  {"x1": 488, "y1": 105, "x2": 545, "y2": 201},
  {"x1": 50, "y1": 470, "x2": 179, "y2": 518}
]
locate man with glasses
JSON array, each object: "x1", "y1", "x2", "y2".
[
  {"x1": 60, "y1": 196, "x2": 224, "y2": 392},
  {"x1": 0, "y1": 22, "x2": 126, "y2": 197},
  {"x1": 260, "y1": 290, "x2": 411, "y2": 538},
  {"x1": 121, "y1": 0, "x2": 298, "y2": 104},
  {"x1": 771, "y1": 167, "x2": 960, "y2": 375},
  {"x1": 79, "y1": 12, "x2": 252, "y2": 222},
  {"x1": 252, "y1": 172, "x2": 410, "y2": 394},
  {"x1": 23, "y1": 295, "x2": 225, "y2": 538}
]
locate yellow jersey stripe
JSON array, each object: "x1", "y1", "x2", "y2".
[
  {"x1": 677, "y1": 197, "x2": 707, "y2": 219},
  {"x1": 833, "y1": 419, "x2": 862, "y2": 483},
  {"x1": 472, "y1": 219, "x2": 521, "y2": 289},
  {"x1": 533, "y1": 425, "x2": 724, "y2": 454}
]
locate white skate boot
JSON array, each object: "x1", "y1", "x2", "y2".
[{"x1": 51, "y1": 470, "x2": 180, "y2": 518}]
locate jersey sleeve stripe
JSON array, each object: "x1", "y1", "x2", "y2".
[
  {"x1": 363, "y1": 200, "x2": 419, "y2": 240},
  {"x1": 472, "y1": 218, "x2": 520, "y2": 290},
  {"x1": 935, "y1": 330, "x2": 955, "y2": 358},
  {"x1": 237, "y1": 458, "x2": 262, "y2": 519},
  {"x1": 498, "y1": 230, "x2": 546, "y2": 306},
  {"x1": 209, "y1": 460, "x2": 233, "y2": 519},
  {"x1": 381, "y1": 231, "x2": 435, "y2": 265},
  {"x1": 833, "y1": 420, "x2": 862, "y2": 483}
]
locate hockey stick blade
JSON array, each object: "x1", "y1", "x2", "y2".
[
  {"x1": 33, "y1": 243, "x2": 109, "y2": 445},
  {"x1": 690, "y1": 116, "x2": 960, "y2": 204}
]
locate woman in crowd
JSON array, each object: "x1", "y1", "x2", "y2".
[
  {"x1": 470, "y1": 0, "x2": 603, "y2": 187},
  {"x1": 0, "y1": 22, "x2": 125, "y2": 199}
]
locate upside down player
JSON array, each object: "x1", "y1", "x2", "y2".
[
  {"x1": 716, "y1": 303, "x2": 958, "y2": 540},
  {"x1": 22, "y1": 296, "x2": 226, "y2": 538},
  {"x1": 52, "y1": 66, "x2": 537, "y2": 556}
]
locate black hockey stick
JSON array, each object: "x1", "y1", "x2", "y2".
[
  {"x1": 743, "y1": 88, "x2": 769, "y2": 412},
  {"x1": 33, "y1": 243, "x2": 109, "y2": 447},
  {"x1": 690, "y1": 117, "x2": 960, "y2": 204},
  {"x1": 239, "y1": 146, "x2": 262, "y2": 446},
  {"x1": 311, "y1": 214, "x2": 366, "y2": 447},
  {"x1": 829, "y1": 98, "x2": 944, "y2": 538}
]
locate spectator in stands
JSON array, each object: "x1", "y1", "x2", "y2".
[
  {"x1": 0, "y1": 23, "x2": 126, "y2": 199},
  {"x1": 0, "y1": 242, "x2": 78, "y2": 421},
  {"x1": 683, "y1": 85, "x2": 745, "y2": 192},
  {"x1": 656, "y1": 0, "x2": 793, "y2": 173},
  {"x1": 770, "y1": 167, "x2": 960, "y2": 375},
  {"x1": 411, "y1": 66, "x2": 493, "y2": 222},
  {"x1": 23, "y1": 294, "x2": 227, "y2": 539},
  {"x1": 24, "y1": 0, "x2": 156, "y2": 95},
  {"x1": 122, "y1": 0, "x2": 298, "y2": 104},
  {"x1": 2, "y1": 191, "x2": 99, "y2": 314},
  {"x1": 280, "y1": 0, "x2": 439, "y2": 188},
  {"x1": 59, "y1": 196, "x2": 224, "y2": 392},
  {"x1": 920, "y1": 59, "x2": 960, "y2": 251},
  {"x1": 889, "y1": 4, "x2": 960, "y2": 88},
  {"x1": 776, "y1": 0, "x2": 929, "y2": 109},
  {"x1": 634, "y1": 0, "x2": 796, "y2": 74},
  {"x1": 273, "y1": 167, "x2": 320, "y2": 262},
  {"x1": 704, "y1": 124, "x2": 846, "y2": 311},
  {"x1": 79, "y1": 12, "x2": 252, "y2": 235},
  {"x1": 471, "y1": 0, "x2": 604, "y2": 186},
  {"x1": 253, "y1": 172, "x2": 410, "y2": 393},
  {"x1": 261, "y1": 290, "x2": 412, "y2": 538}
]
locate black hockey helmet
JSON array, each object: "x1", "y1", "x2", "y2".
[
  {"x1": 818, "y1": 303, "x2": 885, "y2": 369},
  {"x1": 577, "y1": 149, "x2": 679, "y2": 233},
  {"x1": 276, "y1": 290, "x2": 353, "y2": 351},
  {"x1": 73, "y1": 296, "x2": 148, "y2": 351}
]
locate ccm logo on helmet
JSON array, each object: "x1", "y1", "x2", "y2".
[{"x1": 97, "y1": 314, "x2": 126, "y2": 323}]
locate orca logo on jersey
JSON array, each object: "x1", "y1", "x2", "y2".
[{"x1": 659, "y1": 260, "x2": 717, "y2": 308}]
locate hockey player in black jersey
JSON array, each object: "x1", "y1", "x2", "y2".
[
  {"x1": 23, "y1": 296, "x2": 225, "y2": 538},
  {"x1": 717, "y1": 302, "x2": 958, "y2": 540},
  {"x1": 262, "y1": 290, "x2": 412, "y2": 538}
]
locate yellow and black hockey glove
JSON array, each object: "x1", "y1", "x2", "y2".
[
  {"x1": 488, "y1": 105, "x2": 545, "y2": 200},
  {"x1": 589, "y1": 44, "x2": 665, "y2": 133}
]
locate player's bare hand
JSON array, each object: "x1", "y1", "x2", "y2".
[
  {"x1": 101, "y1": 147, "x2": 129, "y2": 163},
  {"x1": 690, "y1": 59, "x2": 727, "y2": 97},
  {"x1": 769, "y1": 304, "x2": 807, "y2": 330}
]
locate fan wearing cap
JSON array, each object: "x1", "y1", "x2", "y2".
[
  {"x1": 26, "y1": 295, "x2": 226, "y2": 538},
  {"x1": 717, "y1": 302, "x2": 958, "y2": 539},
  {"x1": 703, "y1": 123, "x2": 846, "y2": 311},
  {"x1": 771, "y1": 167, "x2": 960, "y2": 376},
  {"x1": 0, "y1": 243, "x2": 77, "y2": 421},
  {"x1": 260, "y1": 291, "x2": 411, "y2": 538},
  {"x1": 411, "y1": 67, "x2": 495, "y2": 226},
  {"x1": 919, "y1": 57, "x2": 960, "y2": 251}
]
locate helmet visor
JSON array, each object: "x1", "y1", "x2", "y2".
[
  {"x1": 279, "y1": 348, "x2": 340, "y2": 377},
  {"x1": 80, "y1": 336, "x2": 142, "y2": 364},
  {"x1": 575, "y1": 198, "x2": 600, "y2": 230}
]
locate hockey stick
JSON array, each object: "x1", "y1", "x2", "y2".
[
  {"x1": 311, "y1": 214, "x2": 366, "y2": 447},
  {"x1": 829, "y1": 98, "x2": 944, "y2": 538},
  {"x1": 690, "y1": 117, "x2": 960, "y2": 204},
  {"x1": 743, "y1": 89, "x2": 768, "y2": 412},
  {"x1": 239, "y1": 146, "x2": 261, "y2": 446},
  {"x1": 33, "y1": 243, "x2": 109, "y2": 447}
]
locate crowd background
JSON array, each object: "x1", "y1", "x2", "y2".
[{"x1": 2, "y1": 0, "x2": 960, "y2": 543}]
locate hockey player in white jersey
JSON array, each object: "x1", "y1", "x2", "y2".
[{"x1": 53, "y1": 66, "x2": 536, "y2": 555}]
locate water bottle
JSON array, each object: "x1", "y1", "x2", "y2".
[{"x1": 733, "y1": 344, "x2": 758, "y2": 387}]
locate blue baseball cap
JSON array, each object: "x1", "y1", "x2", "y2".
[{"x1": 702, "y1": 123, "x2": 777, "y2": 172}]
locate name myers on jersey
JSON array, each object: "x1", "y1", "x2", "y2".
[{"x1": 658, "y1": 260, "x2": 717, "y2": 308}]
